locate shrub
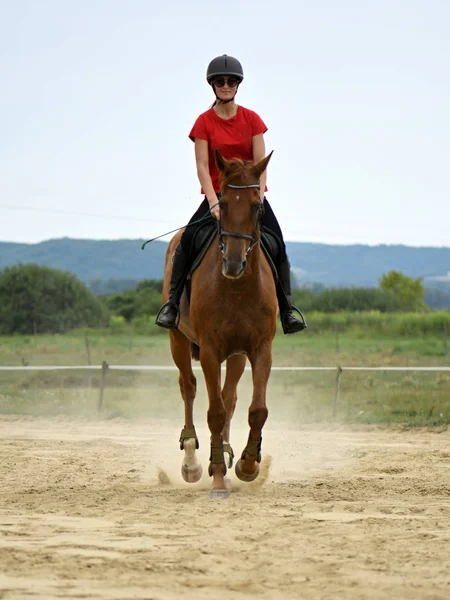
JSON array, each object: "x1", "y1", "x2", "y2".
[{"x1": 0, "y1": 264, "x2": 108, "y2": 334}]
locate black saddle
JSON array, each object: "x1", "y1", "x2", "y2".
[
  {"x1": 188, "y1": 221, "x2": 218, "y2": 274},
  {"x1": 184, "y1": 221, "x2": 217, "y2": 302},
  {"x1": 260, "y1": 226, "x2": 284, "y2": 281}
]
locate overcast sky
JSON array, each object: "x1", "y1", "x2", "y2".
[{"x1": 1, "y1": 0, "x2": 449, "y2": 247}]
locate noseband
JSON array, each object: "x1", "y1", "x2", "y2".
[{"x1": 218, "y1": 183, "x2": 263, "y2": 255}]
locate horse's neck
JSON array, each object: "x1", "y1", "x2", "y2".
[{"x1": 246, "y1": 242, "x2": 264, "y2": 272}]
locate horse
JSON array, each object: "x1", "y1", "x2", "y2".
[{"x1": 161, "y1": 149, "x2": 277, "y2": 499}]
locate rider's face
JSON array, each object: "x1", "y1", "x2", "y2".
[{"x1": 212, "y1": 76, "x2": 240, "y2": 101}]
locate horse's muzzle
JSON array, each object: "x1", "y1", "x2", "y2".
[{"x1": 222, "y1": 258, "x2": 247, "y2": 279}]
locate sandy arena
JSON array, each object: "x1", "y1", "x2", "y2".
[{"x1": 0, "y1": 416, "x2": 449, "y2": 599}]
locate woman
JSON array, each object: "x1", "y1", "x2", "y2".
[{"x1": 156, "y1": 54, "x2": 306, "y2": 334}]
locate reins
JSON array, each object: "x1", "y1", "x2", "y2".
[
  {"x1": 141, "y1": 203, "x2": 220, "y2": 250},
  {"x1": 141, "y1": 182, "x2": 262, "y2": 255}
]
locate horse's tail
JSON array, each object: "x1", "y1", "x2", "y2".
[{"x1": 191, "y1": 343, "x2": 200, "y2": 361}]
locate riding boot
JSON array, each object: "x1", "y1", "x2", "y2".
[
  {"x1": 155, "y1": 243, "x2": 190, "y2": 329},
  {"x1": 277, "y1": 256, "x2": 307, "y2": 334}
]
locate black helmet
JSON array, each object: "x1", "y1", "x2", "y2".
[{"x1": 206, "y1": 54, "x2": 244, "y2": 84}]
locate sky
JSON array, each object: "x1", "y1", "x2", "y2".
[{"x1": 1, "y1": 0, "x2": 449, "y2": 247}]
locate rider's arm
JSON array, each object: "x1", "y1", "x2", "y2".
[
  {"x1": 195, "y1": 138, "x2": 219, "y2": 209},
  {"x1": 252, "y1": 133, "x2": 267, "y2": 202}
]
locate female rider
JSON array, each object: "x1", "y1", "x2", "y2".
[{"x1": 156, "y1": 54, "x2": 306, "y2": 334}]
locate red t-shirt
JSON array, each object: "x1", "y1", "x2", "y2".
[{"x1": 189, "y1": 105, "x2": 268, "y2": 193}]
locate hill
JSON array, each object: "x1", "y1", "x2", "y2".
[
  {"x1": 0, "y1": 238, "x2": 167, "y2": 285},
  {"x1": 1, "y1": 237, "x2": 450, "y2": 292}
]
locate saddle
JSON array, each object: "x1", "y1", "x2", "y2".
[{"x1": 184, "y1": 222, "x2": 283, "y2": 303}]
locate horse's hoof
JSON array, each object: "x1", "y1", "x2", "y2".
[
  {"x1": 235, "y1": 458, "x2": 260, "y2": 482},
  {"x1": 181, "y1": 463, "x2": 203, "y2": 483},
  {"x1": 208, "y1": 488, "x2": 230, "y2": 500}
]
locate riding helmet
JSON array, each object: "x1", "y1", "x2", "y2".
[{"x1": 206, "y1": 54, "x2": 244, "y2": 84}]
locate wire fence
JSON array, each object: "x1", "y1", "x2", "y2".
[{"x1": 1, "y1": 363, "x2": 450, "y2": 415}]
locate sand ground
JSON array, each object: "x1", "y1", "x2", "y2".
[{"x1": 0, "y1": 416, "x2": 449, "y2": 600}]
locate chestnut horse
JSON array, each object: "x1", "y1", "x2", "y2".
[{"x1": 162, "y1": 150, "x2": 277, "y2": 499}]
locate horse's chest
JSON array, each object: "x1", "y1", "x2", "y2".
[{"x1": 206, "y1": 316, "x2": 272, "y2": 354}]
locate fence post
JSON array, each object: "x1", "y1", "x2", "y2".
[
  {"x1": 444, "y1": 323, "x2": 448, "y2": 357},
  {"x1": 97, "y1": 361, "x2": 109, "y2": 411},
  {"x1": 85, "y1": 335, "x2": 92, "y2": 387},
  {"x1": 333, "y1": 366, "x2": 343, "y2": 419},
  {"x1": 129, "y1": 323, "x2": 134, "y2": 349},
  {"x1": 85, "y1": 335, "x2": 91, "y2": 365},
  {"x1": 335, "y1": 324, "x2": 340, "y2": 354}
]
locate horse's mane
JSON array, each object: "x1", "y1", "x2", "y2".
[{"x1": 220, "y1": 158, "x2": 256, "y2": 189}]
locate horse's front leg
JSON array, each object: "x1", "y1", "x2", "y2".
[
  {"x1": 200, "y1": 346, "x2": 229, "y2": 499},
  {"x1": 235, "y1": 342, "x2": 272, "y2": 482},
  {"x1": 169, "y1": 330, "x2": 202, "y2": 483},
  {"x1": 221, "y1": 354, "x2": 247, "y2": 469}
]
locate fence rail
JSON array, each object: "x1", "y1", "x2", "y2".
[
  {"x1": 1, "y1": 365, "x2": 450, "y2": 372},
  {"x1": 1, "y1": 364, "x2": 449, "y2": 415}
]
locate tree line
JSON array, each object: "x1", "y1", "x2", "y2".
[{"x1": 0, "y1": 263, "x2": 434, "y2": 334}]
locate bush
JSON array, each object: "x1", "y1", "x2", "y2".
[
  {"x1": 102, "y1": 279, "x2": 163, "y2": 322},
  {"x1": 0, "y1": 264, "x2": 108, "y2": 334},
  {"x1": 291, "y1": 287, "x2": 402, "y2": 313},
  {"x1": 303, "y1": 311, "x2": 450, "y2": 335}
]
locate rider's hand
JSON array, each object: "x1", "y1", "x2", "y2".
[{"x1": 210, "y1": 203, "x2": 221, "y2": 221}]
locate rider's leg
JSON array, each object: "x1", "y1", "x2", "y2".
[
  {"x1": 155, "y1": 199, "x2": 211, "y2": 330},
  {"x1": 155, "y1": 242, "x2": 190, "y2": 329},
  {"x1": 260, "y1": 199, "x2": 307, "y2": 335},
  {"x1": 276, "y1": 256, "x2": 307, "y2": 334}
]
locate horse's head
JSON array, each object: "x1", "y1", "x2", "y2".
[{"x1": 215, "y1": 149, "x2": 273, "y2": 279}]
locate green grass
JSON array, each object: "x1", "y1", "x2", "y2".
[
  {"x1": 300, "y1": 310, "x2": 450, "y2": 335},
  {"x1": 1, "y1": 326, "x2": 449, "y2": 366},
  {"x1": 0, "y1": 326, "x2": 449, "y2": 426}
]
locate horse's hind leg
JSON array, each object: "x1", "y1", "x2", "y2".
[
  {"x1": 222, "y1": 354, "x2": 247, "y2": 468},
  {"x1": 235, "y1": 343, "x2": 272, "y2": 483},
  {"x1": 169, "y1": 330, "x2": 202, "y2": 483}
]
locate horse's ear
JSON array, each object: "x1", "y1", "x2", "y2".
[
  {"x1": 215, "y1": 149, "x2": 228, "y2": 172},
  {"x1": 252, "y1": 150, "x2": 273, "y2": 180}
]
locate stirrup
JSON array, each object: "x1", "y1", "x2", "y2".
[
  {"x1": 290, "y1": 305, "x2": 307, "y2": 329},
  {"x1": 155, "y1": 301, "x2": 181, "y2": 329}
]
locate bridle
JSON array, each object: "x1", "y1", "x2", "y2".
[{"x1": 218, "y1": 183, "x2": 263, "y2": 256}]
